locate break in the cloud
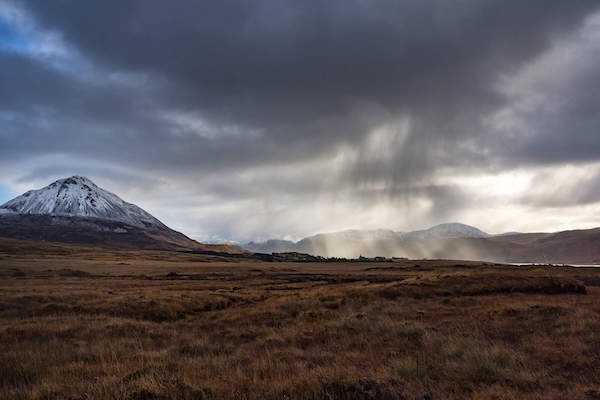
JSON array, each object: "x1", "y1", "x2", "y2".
[{"x1": 1, "y1": 0, "x2": 600, "y2": 242}]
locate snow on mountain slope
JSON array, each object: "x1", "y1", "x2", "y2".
[{"x1": 0, "y1": 176, "x2": 165, "y2": 229}]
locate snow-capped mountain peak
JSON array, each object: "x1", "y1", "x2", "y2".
[{"x1": 0, "y1": 176, "x2": 164, "y2": 229}]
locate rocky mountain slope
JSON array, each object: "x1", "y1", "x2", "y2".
[
  {"x1": 1, "y1": 176, "x2": 165, "y2": 229},
  {"x1": 0, "y1": 176, "x2": 234, "y2": 252}
]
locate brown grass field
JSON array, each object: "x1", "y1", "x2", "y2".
[{"x1": 1, "y1": 238, "x2": 600, "y2": 399}]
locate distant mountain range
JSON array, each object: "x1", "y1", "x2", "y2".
[
  {"x1": 1, "y1": 176, "x2": 599, "y2": 263},
  {"x1": 245, "y1": 223, "x2": 600, "y2": 264},
  {"x1": 0, "y1": 176, "x2": 235, "y2": 252},
  {"x1": 245, "y1": 223, "x2": 496, "y2": 255}
]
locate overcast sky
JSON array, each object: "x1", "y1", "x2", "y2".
[{"x1": 1, "y1": 0, "x2": 600, "y2": 243}]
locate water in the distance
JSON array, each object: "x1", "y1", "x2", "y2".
[{"x1": 511, "y1": 263, "x2": 600, "y2": 268}]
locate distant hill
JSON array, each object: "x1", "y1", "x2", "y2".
[
  {"x1": 0, "y1": 176, "x2": 237, "y2": 252},
  {"x1": 244, "y1": 223, "x2": 490, "y2": 257},
  {"x1": 244, "y1": 223, "x2": 600, "y2": 264}
]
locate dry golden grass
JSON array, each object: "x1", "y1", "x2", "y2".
[{"x1": 1, "y1": 238, "x2": 600, "y2": 399}]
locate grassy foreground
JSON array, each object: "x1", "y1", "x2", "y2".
[{"x1": 1, "y1": 239, "x2": 599, "y2": 399}]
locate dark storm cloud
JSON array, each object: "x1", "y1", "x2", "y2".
[
  {"x1": 501, "y1": 84, "x2": 600, "y2": 166},
  {"x1": 13, "y1": 1, "x2": 600, "y2": 168},
  {"x1": 1, "y1": 0, "x2": 600, "y2": 240}
]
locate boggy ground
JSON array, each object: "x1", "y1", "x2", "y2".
[{"x1": 1, "y1": 238, "x2": 599, "y2": 399}]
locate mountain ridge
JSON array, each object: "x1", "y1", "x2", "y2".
[
  {"x1": 0, "y1": 176, "x2": 236, "y2": 252},
  {"x1": 244, "y1": 222, "x2": 493, "y2": 255},
  {"x1": 1, "y1": 176, "x2": 165, "y2": 229},
  {"x1": 243, "y1": 223, "x2": 600, "y2": 263}
]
